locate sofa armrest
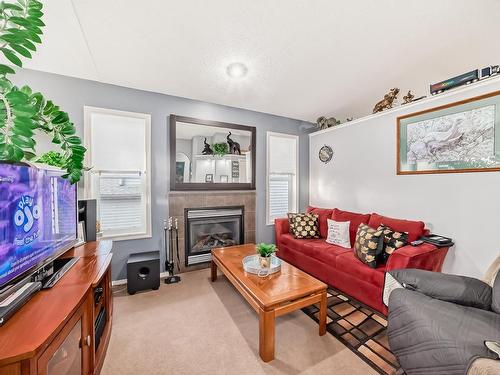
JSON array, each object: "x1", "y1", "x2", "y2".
[
  {"x1": 387, "y1": 269, "x2": 493, "y2": 310},
  {"x1": 386, "y1": 243, "x2": 449, "y2": 273},
  {"x1": 274, "y1": 218, "x2": 289, "y2": 245}
]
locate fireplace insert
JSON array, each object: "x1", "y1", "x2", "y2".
[{"x1": 185, "y1": 206, "x2": 244, "y2": 266}]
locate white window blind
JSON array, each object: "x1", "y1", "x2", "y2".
[
  {"x1": 84, "y1": 107, "x2": 151, "y2": 240},
  {"x1": 268, "y1": 174, "x2": 293, "y2": 221},
  {"x1": 266, "y1": 132, "x2": 298, "y2": 225}
]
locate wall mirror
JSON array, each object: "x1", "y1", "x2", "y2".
[{"x1": 170, "y1": 115, "x2": 256, "y2": 190}]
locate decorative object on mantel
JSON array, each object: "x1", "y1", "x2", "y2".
[
  {"x1": 205, "y1": 173, "x2": 213, "y2": 183},
  {"x1": 201, "y1": 137, "x2": 213, "y2": 155},
  {"x1": 227, "y1": 132, "x2": 241, "y2": 154},
  {"x1": 318, "y1": 145, "x2": 334, "y2": 164},
  {"x1": 397, "y1": 90, "x2": 500, "y2": 175},
  {"x1": 213, "y1": 142, "x2": 228, "y2": 156},
  {"x1": 402, "y1": 90, "x2": 426, "y2": 105},
  {"x1": 373, "y1": 88, "x2": 400, "y2": 113},
  {"x1": 430, "y1": 65, "x2": 499, "y2": 96}
]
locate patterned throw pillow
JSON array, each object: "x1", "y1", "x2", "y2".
[
  {"x1": 353, "y1": 223, "x2": 385, "y2": 268},
  {"x1": 377, "y1": 225, "x2": 409, "y2": 263},
  {"x1": 287, "y1": 213, "x2": 320, "y2": 239}
]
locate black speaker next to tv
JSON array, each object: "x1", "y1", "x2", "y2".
[
  {"x1": 126, "y1": 251, "x2": 160, "y2": 295},
  {"x1": 78, "y1": 199, "x2": 97, "y2": 242}
]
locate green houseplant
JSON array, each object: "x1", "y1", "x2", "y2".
[
  {"x1": 0, "y1": 0, "x2": 85, "y2": 183},
  {"x1": 212, "y1": 142, "x2": 228, "y2": 156},
  {"x1": 256, "y1": 243, "x2": 276, "y2": 268}
]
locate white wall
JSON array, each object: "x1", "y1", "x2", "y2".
[{"x1": 309, "y1": 77, "x2": 500, "y2": 279}]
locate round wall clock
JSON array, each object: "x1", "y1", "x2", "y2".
[{"x1": 318, "y1": 145, "x2": 334, "y2": 164}]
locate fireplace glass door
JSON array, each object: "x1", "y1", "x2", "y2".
[{"x1": 186, "y1": 207, "x2": 243, "y2": 265}]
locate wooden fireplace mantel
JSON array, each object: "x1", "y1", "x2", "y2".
[{"x1": 0, "y1": 241, "x2": 113, "y2": 375}]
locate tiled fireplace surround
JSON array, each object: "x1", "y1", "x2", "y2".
[{"x1": 168, "y1": 191, "x2": 256, "y2": 273}]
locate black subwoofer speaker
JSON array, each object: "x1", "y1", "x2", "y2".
[{"x1": 126, "y1": 251, "x2": 160, "y2": 295}]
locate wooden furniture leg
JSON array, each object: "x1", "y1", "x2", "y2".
[
  {"x1": 318, "y1": 291, "x2": 327, "y2": 336},
  {"x1": 211, "y1": 260, "x2": 217, "y2": 282},
  {"x1": 259, "y1": 309, "x2": 275, "y2": 362}
]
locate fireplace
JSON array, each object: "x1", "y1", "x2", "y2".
[{"x1": 185, "y1": 206, "x2": 244, "y2": 266}]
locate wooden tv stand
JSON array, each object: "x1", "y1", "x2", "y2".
[{"x1": 0, "y1": 241, "x2": 113, "y2": 375}]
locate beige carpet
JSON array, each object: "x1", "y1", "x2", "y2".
[{"x1": 102, "y1": 268, "x2": 377, "y2": 375}]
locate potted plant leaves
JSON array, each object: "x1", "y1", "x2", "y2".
[
  {"x1": 256, "y1": 243, "x2": 276, "y2": 268},
  {"x1": 213, "y1": 142, "x2": 228, "y2": 156},
  {"x1": 0, "y1": 1, "x2": 85, "y2": 184}
]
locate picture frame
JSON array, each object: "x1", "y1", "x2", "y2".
[
  {"x1": 397, "y1": 90, "x2": 500, "y2": 175},
  {"x1": 220, "y1": 175, "x2": 228, "y2": 183},
  {"x1": 205, "y1": 173, "x2": 213, "y2": 183}
]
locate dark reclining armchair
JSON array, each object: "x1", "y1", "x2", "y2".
[{"x1": 385, "y1": 267, "x2": 500, "y2": 375}]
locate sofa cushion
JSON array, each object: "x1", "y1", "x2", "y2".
[
  {"x1": 331, "y1": 208, "x2": 371, "y2": 246},
  {"x1": 287, "y1": 213, "x2": 320, "y2": 239},
  {"x1": 336, "y1": 251, "x2": 386, "y2": 288},
  {"x1": 306, "y1": 206, "x2": 333, "y2": 238},
  {"x1": 279, "y1": 234, "x2": 349, "y2": 267},
  {"x1": 368, "y1": 213, "x2": 424, "y2": 242}
]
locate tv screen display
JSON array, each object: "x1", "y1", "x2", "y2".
[{"x1": 0, "y1": 163, "x2": 77, "y2": 289}]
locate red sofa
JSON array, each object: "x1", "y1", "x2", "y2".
[{"x1": 275, "y1": 207, "x2": 450, "y2": 315}]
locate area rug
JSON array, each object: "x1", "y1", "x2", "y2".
[{"x1": 302, "y1": 288, "x2": 400, "y2": 375}]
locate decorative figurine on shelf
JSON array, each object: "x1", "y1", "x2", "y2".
[
  {"x1": 227, "y1": 132, "x2": 241, "y2": 155},
  {"x1": 201, "y1": 137, "x2": 213, "y2": 155},
  {"x1": 402, "y1": 90, "x2": 426, "y2": 105},
  {"x1": 403, "y1": 90, "x2": 415, "y2": 104},
  {"x1": 372, "y1": 88, "x2": 400, "y2": 113},
  {"x1": 346, "y1": 117, "x2": 354, "y2": 122},
  {"x1": 316, "y1": 116, "x2": 340, "y2": 130}
]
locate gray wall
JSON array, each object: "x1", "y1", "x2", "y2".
[{"x1": 13, "y1": 69, "x2": 312, "y2": 280}]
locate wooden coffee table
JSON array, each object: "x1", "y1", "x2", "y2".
[{"x1": 211, "y1": 244, "x2": 327, "y2": 362}]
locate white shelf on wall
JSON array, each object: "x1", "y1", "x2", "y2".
[
  {"x1": 310, "y1": 75, "x2": 500, "y2": 138},
  {"x1": 195, "y1": 153, "x2": 247, "y2": 160}
]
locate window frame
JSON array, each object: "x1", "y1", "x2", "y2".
[
  {"x1": 83, "y1": 106, "x2": 152, "y2": 241},
  {"x1": 266, "y1": 131, "x2": 299, "y2": 226}
]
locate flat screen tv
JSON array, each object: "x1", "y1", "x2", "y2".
[{"x1": 0, "y1": 162, "x2": 77, "y2": 291}]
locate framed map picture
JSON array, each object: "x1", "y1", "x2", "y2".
[{"x1": 397, "y1": 90, "x2": 500, "y2": 174}]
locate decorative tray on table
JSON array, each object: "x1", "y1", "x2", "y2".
[{"x1": 242, "y1": 255, "x2": 282, "y2": 276}]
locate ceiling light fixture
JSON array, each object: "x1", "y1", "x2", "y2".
[{"x1": 226, "y1": 62, "x2": 248, "y2": 78}]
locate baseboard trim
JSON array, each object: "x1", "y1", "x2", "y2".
[{"x1": 112, "y1": 272, "x2": 169, "y2": 286}]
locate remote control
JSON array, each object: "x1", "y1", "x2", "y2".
[{"x1": 411, "y1": 240, "x2": 424, "y2": 246}]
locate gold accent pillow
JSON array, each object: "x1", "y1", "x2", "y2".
[
  {"x1": 287, "y1": 213, "x2": 320, "y2": 239},
  {"x1": 354, "y1": 223, "x2": 385, "y2": 268},
  {"x1": 377, "y1": 225, "x2": 409, "y2": 263}
]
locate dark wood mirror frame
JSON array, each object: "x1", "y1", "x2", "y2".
[{"x1": 170, "y1": 114, "x2": 256, "y2": 191}]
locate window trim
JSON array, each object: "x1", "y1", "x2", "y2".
[
  {"x1": 266, "y1": 131, "x2": 299, "y2": 226},
  {"x1": 83, "y1": 106, "x2": 152, "y2": 241}
]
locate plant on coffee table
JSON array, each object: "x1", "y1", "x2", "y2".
[{"x1": 256, "y1": 243, "x2": 276, "y2": 268}]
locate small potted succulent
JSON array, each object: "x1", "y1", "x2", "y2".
[{"x1": 256, "y1": 243, "x2": 276, "y2": 268}]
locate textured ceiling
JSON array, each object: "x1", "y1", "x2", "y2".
[{"x1": 11, "y1": 0, "x2": 500, "y2": 122}]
